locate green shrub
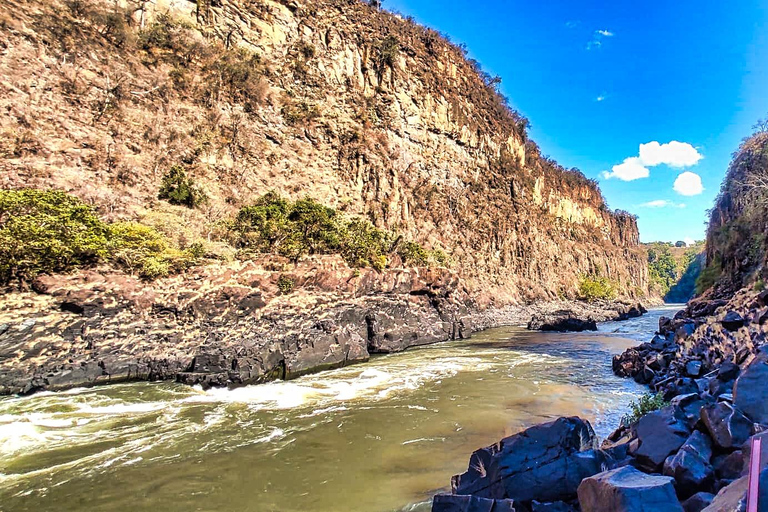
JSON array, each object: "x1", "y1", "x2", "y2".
[
  {"x1": 277, "y1": 275, "x2": 294, "y2": 294},
  {"x1": 108, "y1": 222, "x2": 200, "y2": 279},
  {"x1": 0, "y1": 189, "x2": 205, "y2": 283},
  {"x1": 578, "y1": 275, "x2": 618, "y2": 302},
  {"x1": 158, "y1": 165, "x2": 207, "y2": 208},
  {"x1": 695, "y1": 258, "x2": 722, "y2": 295},
  {"x1": 398, "y1": 241, "x2": 429, "y2": 266},
  {"x1": 0, "y1": 189, "x2": 109, "y2": 283},
  {"x1": 340, "y1": 217, "x2": 394, "y2": 268},
  {"x1": 622, "y1": 392, "x2": 669, "y2": 425},
  {"x1": 233, "y1": 193, "x2": 441, "y2": 271}
]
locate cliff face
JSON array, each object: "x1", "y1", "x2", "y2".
[
  {"x1": 703, "y1": 132, "x2": 768, "y2": 297},
  {"x1": 0, "y1": 0, "x2": 647, "y2": 303}
]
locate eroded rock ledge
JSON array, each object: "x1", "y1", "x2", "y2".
[{"x1": 0, "y1": 257, "x2": 646, "y2": 396}]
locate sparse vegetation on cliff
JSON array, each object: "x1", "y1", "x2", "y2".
[
  {"x1": 0, "y1": 189, "x2": 204, "y2": 283},
  {"x1": 232, "y1": 192, "x2": 445, "y2": 270},
  {"x1": 578, "y1": 275, "x2": 618, "y2": 302}
]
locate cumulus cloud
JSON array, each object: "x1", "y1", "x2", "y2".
[
  {"x1": 595, "y1": 93, "x2": 606, "y2": 102},
  {"x1": 639, "y1": 200, "x2": 686, "y2": 208},
  {"x1": 602, "y1": 157, "x2": 649, "y2": 181},
  {"x1": 596, "y1": 29, "x2": 614, "y2": 37},
  {"x1": 603, "y1": 140, "x2": 703, "y2": 181},
  {"x1": 586, "y1": 40, "x2": 602, "y2": 50},
  {"x1": 673, "y1": 172, "x2": 705, "y2": 196},
  {"x1": 684, "y1": 237, "x2": 696, "y2": 246},
  {"x1": 639, "y1": 141, "x2": 703, "y2": 168},
  {"x1": 565, "y1": 20, "x2": 581, "y2": 28}
]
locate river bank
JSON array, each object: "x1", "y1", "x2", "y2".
[
  {"x1": 0, "y1": 257, "x2": 649, "y2": 396},
  {"x1": 0, "y1": 311, "x2": 663, "y2": 511}
]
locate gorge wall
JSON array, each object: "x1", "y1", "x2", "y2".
[
  {"x1": 0, "y1": 0, "x2": 647, "y2": 303},
  {"x1": 0, "y1": 0, "x2": 650, "y2": 393}
]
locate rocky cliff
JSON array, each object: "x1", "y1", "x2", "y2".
[
  {"x1": 0, "y1": 0, "x2": 650, "y2": 393},
  {"x1": 702, "y1": 132, "x2": 768, "y2": 297}
]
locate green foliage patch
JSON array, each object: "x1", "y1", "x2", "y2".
[
  {"x1": 578, "y1": 275, "x2": 618, "y2": 302},
  {"x1": 622, "y1": 392, "x2": 669, "y2": 425},
  {"x1": 232, "y1": 192, "x2": 446, "y2": 270},
  {"x1": 0, "y1": 189, "x2": 203, "y2": 283},
  {"x1": 696, "y1": 257, "x2": 723, "y2": 295},
  {"x1": 158, "y1": 165, "x2": 207, "y2": 208},
  {"x1": 0, "y1": 189, "x2": 109, "y2": 283}
]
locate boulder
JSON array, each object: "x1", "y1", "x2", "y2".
[
  {"x1": 701, "y1": 402, "x2": 752, "y2": 449},
  {"x1": 662, "y1": 431, "x2": 714, "y2": 498},
  {"x1": 681, "y1": 492, "x2": 714, "y2": 512},
  {"x1": 577, "y1": 466, "x2": 683, "y2": 512},
  {"x1": 712, "y1": 450, "x2": 744, "y2": 480},
  {"x1": 718, "y1": 360, "x2": 741, "y2": 382},
  {"x1": 670, "y1": 393, "x2": 710, "y2": 429},
  {"x1": 733, "y1": 349, "x2": 768, "y2": 424},
  {"x1": 452, "y1": 417, "x2": 603, "y2": 502},
  {"x1": 740, "y1": 432, "x2": 768, "y2": 476},
  {"x1": 721, "y1": 311, "x2": 746, "y2": 331},
  {"x1": 527, "y1": 314, "x2": 597, "y2": 332},
  {"x1": 431, "y1": 494, "x2": 517, "y2": 512},
  {"x1": 701, "y1": 468, "x2": 768, "y2": 511},
  {"x1": 630, "y1": 406, "x2": 691, "y2": 472},
  {"x1": 685, "y1": 360, "x2": 703, "y2": 377}
]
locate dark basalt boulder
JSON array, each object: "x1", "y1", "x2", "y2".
[
  {"x1": 685, "y1": 360, "x2": 702, "y2": 377},
  {"x1": 733, "y1": 349, "x2": 768, "y2": 424},
  {"x1": 431, "y1": 494, "x2": 517, "y2": 512},
  {"x1": 662, "y1": 431, "x2": 714, "y2": 498},
  {"x1": 700, "y1": 402, "x2": 752, "y2": 449},
  {"x1": 577, "y1": 466, "x2": 683, "y2": 512},
  {"x1": 451, "y1": 417, "x2": 604, "y2": 503},
  {"x1": 740, "y1": 432, "x2": 768, "y2": 476},
  {"x1": 629, "y1": 406, "x2": 691, "y2": 472},
  {"x1": 713, "y1": 450, "x2": 744, "y2": 480},
  {"x1": 721, "y1": 311, "x2": 746, "y2": 331},
  {"x1": 701, "y1": 468, "x2": 768, "y2": 511},
  {"x1": 527, "y1": 314, "x2": 597, "y2": 332},
  {"x1": 681, "y1": 492, "x2": 714, "y2": 512}
]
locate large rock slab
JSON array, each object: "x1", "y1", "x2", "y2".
[
  {"x1": 700, "y1": 402, "x2": 752, "y2": 449},
  {"x1": 630, "y1": 406, "x2": 691, "y2": 472},
  {"x1": 663, "y1": 431, "x2": 714, "y2": 498},
  {"x1": 431, "y1": 494, "x2": 517, "y2": 512},
  {"x1": 681, "y1": 492, "x2": 714, "y2": 512},
  {"x1": 452, "y1": 417, "x2": 603, "y2": 502},
  {"x1": 577, "y1": 466, "x2": 683, "y2": 512},
  {"x1": 701, "y1": 467, "x2": 768, "y2": 511},
  {"x1": 733, "y1": 349, "x2": 768, "y2": 424}
]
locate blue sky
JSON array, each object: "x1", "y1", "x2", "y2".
[{"x1": 383, "y1": 0, "x2": 768, "y2": 243}]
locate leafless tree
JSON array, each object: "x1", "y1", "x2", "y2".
[{"x1": 754, "y1": 114, "x2": 768, "y2": 134}]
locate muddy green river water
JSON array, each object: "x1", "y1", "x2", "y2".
[{"x1": 0, "y1": 306, "x2": 679, "y2": 512}]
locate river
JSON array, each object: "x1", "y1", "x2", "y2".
[{"x1": 0, "y1": 306, "x2": 680, "y2": 512}]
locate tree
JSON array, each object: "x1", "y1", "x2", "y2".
[
  {"x1": 675, "y1": 240, "x2": 686, "y2": 247},
  {"x1": 754, "y1": 113, "x2": 768, "y2": 134},
  {"x1": 368, "y1": 0, "x2": 382, "y2": 9}
]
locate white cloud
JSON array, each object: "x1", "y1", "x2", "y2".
[
  {"x1": 586, "y1": 40, "x2": 602, "y2": 50},
  {"x1": 597, "y1": 29, "x2": 614, "y2": 37},
  {"x1": 639, "y1": 200, "x2": 686, "y2": 208},
  {"x1": 673, "y1": 172, "x2": 705, "y2": 196},
  {"x1": 639, "y1": 141, "x2": 702, "y2": 168},
  {"x1": 684, "y1": 237, "x2": 696, "y2": 246},
  {"x1": 595, "y1": 94, "x2": 606, "y2": 102},
  {"x1": 602, "y1": 157, "x2": 649, "y2": 181},
  {"x1": 565, "y1": 20, "x2": 580, "y2": 28}
]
